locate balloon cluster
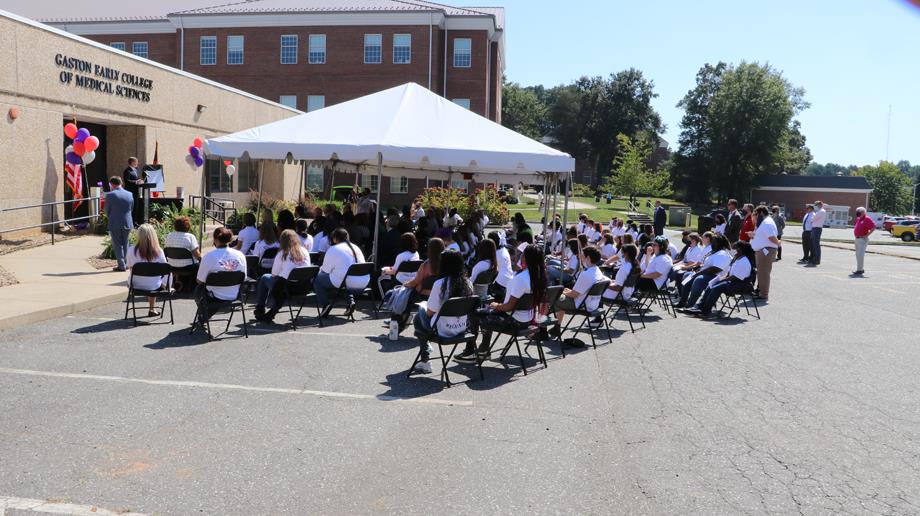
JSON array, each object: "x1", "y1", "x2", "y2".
[
  {"x1": 224, "y1": 159, "x2": 236, "y2": 177},
  {"x1": 187, "y1": 137, "x2": 205, "y2": 168},
  {"x1": 64, "y1": 123, "x2": 101, "y2": 165}
]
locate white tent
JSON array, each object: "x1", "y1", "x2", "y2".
[{"x1": 205, "y1": 82, "x2": 575, "y2": 260}]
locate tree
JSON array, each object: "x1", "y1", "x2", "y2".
[
  {"x1": 773, "y1": 120, "x2": 812, "y2": 174},
  {"x1": 672, "y1": 62, "x2": 726, "y2": 203},
  {"x1": 602, "y1": 134, "x2": 672, "y2": 204},
  {"x1": 501, "y1": 80, "x2": 546, "y2": 140},
  {"x1": 857, "y1": 161, "x2": 912, "y2": 214},
  {"x1": 804, "y1": 162, "x2": 852, "y2": 176}
]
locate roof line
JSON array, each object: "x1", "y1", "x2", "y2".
[{"x1": 170, "y1": 0, "x2": 258, "y2": 16}]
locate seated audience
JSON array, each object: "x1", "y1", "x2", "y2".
[
  {"x1": 194, "y1": 227, "x2": 248, "y2": 319},
  {"x1": 637, "y1": 236, "x2": 673, "y2": 292},
  {"x1": 234, "y1": 212, "x2": 259, "y2": 255},
  {"x1": 253, "y1": 229, "x2": 311, "y2": 322},
  {"x1": 685, "y1": 240, "x2": 756, "y2": 318},
  {"x1": 164, "y1": 215, "x2": 201, "y2": 267},
  {"x1": 314, "y1": 228, "x2": 370, "y2": 315}
]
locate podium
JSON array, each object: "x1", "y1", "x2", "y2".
[{"x1": 138, "y1": 183, "x2": 158, "y2": 223}]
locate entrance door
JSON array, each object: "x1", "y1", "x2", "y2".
[{"x1": 63, "y1": 121, "x2": 107, "y2": 221}]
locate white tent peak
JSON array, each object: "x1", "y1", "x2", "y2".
[{"x1": 206, "y1": 82, "x2": 574, "y2": 174}]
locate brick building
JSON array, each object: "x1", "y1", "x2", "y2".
[
  {"x1": 9, "y1": 0, "x2": 505, "y2": 206},
  {"x1": 751, "y1": 175, "x2": 873, "y2": 223}
]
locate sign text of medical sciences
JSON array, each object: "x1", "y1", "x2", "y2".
[{"x1": 54, "y1": 54, "x2": 154, "y2": 103}]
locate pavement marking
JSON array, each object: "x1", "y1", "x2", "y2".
[
  {"x1": 0, "y1": 495, "x2": 146, "y2": 515},
  {"x1": 0, "y1": 367, "x2": 471, "y2": 407},
  {"x1": 868, "y1": 286, "x2": 906, "y2": 294}
]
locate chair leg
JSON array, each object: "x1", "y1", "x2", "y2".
[
  {"x1": 240, "y1": 304, "x2": 249, "y2": 338},
  {"x1": 603, "y1": 311, "x2": 613, "y2": 343},
  {"x1": 513, "y1": 337, "x2": 528, "y2": 376},
  {"x1": 123, "y1": 291, "x2": 131, "y2": 322},
  {"x1": 407, "y1": 349, "x2": 423, "y2": 378},
  {"x1": 288, "y1": 296, "x2": 297, "y2": 330},
  {"x1": 439, "y1": 343, "x2": 460, "y2": 387},
  {"x1": 167, "y1": 296, "x2": 175, "y2": 325}
]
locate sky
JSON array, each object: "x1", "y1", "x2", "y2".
[{"x1": 496, "y1": 0, "x2": 920, "y2": 166}]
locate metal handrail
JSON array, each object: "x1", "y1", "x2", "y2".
[
  {"x1": 187, "y1": 195, "x2": 237, "y2": 229},
  {"x1": 0, "y1": 196, "x2": 102, "y2": 245}
]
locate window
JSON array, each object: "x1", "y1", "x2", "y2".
[
  {"x1": 453, "y1": 38, "x2": 471, "y2": 67},
  {"x1": 451, "y1": 178, "x2": 470, "y2": 191},
  {"x1": 390, "y1": 176, "x2": 409, "y2": 194},
  {"x1": 236, "y1": 159, "x2": 257, "y2": 193},
  {"x1": 452, "y1": 98, "x2": 471, "y2": 110},
  {"x1": 309, "y1": 34, "x2": 326, "y2": 64},
  {"x1": 307, "y1": 95, "x2": 325, "y2": 112},
  {"x1": 132, "y1": 42, "x2": 148, "y2": 58},
  {"x1": 206, "y1": 159, "x2": 231, "y2": 193},
  {"x1": 200, "y1": 36, "x2": 216, "y2": 65},
  {"x1": 393, "y1": 34, "x2": 411, "y2": 64},
  {"x1": 361, "y1": 174, "x2": 379, "y2": 193},
  {"x1": 110, "y1": 42, "x2": 125, "y2": 51},
  {"x1": 227, "y1": 35, "x2": 244, "y2": 65},
  {"x1": 364, "y1": 34, "x2": 382, "y2": 64},
  {"x1": 280, "y1": 35, "x2": 298, "y2": 64},
  {"x1": 279, "y1": 95, "x2": 297, "y2": 109},
  {"x1": 306, "y1": 164, "x2": 324, "y2": 192}
]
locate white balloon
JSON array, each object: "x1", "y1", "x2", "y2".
[
  {"x1": 65, "y1": 145, "x2": 73, "y2": 154},
  {"x1": 83, "y1": 151, "x2": 96, "y2": 165},
  {"x1": 226, "y1": 165, "x2": 236, "y2": 175}
]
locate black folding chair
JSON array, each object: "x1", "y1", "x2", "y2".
[
  {"x1": 719, "y1": 279, "x2": 761, "y2": 320},
  {"x1": 164, "y1": 247, "x2": 198, "y2": 292},
  {"x1": 309, "y1": 252, "x2": 324, "y2": 267},
  {"x1": 481, "y1": 293, "x2": 539, "y2": 376},
  {"x1": 319, "y1": 262, "x2": 377, "y2": 326},
  {"x1": 259, "y1": 248, "x2": 279, "y2": 275},
  {"x1": 472, "y1": 268, "x2": 498, "y2": 302},
  {"x1": 377, "y1": 259, "x2": 423, "y2": 304},
  {"x1": 190, "y1": 271, "x2": 249, "y2": 341},
  {"x1": 603, "y1": 267, "x2": 644, "y2": 333},
  {"x1": 284, "y1": 265, "x2": 320, "y2": 329},
  {"x1": 528, "y1": 284, "x2": 564, "y2": 359},
  {"x1": 558, "y1": 280, "x2": 612, "y2": 350},
  {"x1": 123, "y1": 262, "x2": 174, "y2": 326},
  {"x1": 407, "y1": 295, "x2": 481, "y2": 387}
]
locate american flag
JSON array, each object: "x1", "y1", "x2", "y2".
[{"x1": 65, "y1": 161, "x2": 83, "y2": 210}]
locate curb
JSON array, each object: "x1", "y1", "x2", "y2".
[
  {"x1": 0, "y1": 291, "x2": 126, "y2": 332},
  {"x1": 784, "y1": 238, "x2": 920, "y2": 262}
]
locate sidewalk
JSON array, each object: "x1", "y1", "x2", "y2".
[{"x1": 0, "y1": 235, "x2": 127, "y2": 331}]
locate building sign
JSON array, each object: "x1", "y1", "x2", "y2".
[{"x1": 54, "y1": 54, "x2": 154, "y2": 102}]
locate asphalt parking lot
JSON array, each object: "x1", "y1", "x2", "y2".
[{"x1": 1, "y1": 244, "x2": 919, "y2": 515}]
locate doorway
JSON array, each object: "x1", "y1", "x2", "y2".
[{"x1": 63, "y1": 120, "x2": 107, "y2": 221}]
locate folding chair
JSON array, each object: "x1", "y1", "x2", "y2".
[
  {"x1": 377, "y1": 259, "x2": 423, "y2": 307},
  {"x1": 481, "y1": 293, "x2": 540, "y2": 376},
  {"x1": 283, "y1": 265, "x2": 320, "y2": 329},
  {"x1": 603, "y1": 268, "x2": 644, "y2": 333},
  {"x1": 319, "y1": 262, "x2": 377, "y2": 326},
  {"x1": 190, "y1": 271, "x2": 249, "y2": 341},
  {"x1": 407, "y1": 295, "x2": 481, "y2": 387},
  {"x1": 259, "y1": 248, "x2": 279, "y2": 275},
  {"x1": 558, "y1": 280, "x2": 612, "y2": 350},
  {"x1": 164, "y1": 247, "x2": 197, "y2": 292},
  {"x1": 309, "y1": 252, "x2": 324, "y2": 267},
  {"x1": 472, "y1": 268, "x2": 498, "y2": 303},
  {"x1": 719, "y1": 279, "x2": 761, "y2": 320},
  {"x1": 123, "y1": 262, "x2": 174, "y2": 326},
  {"x1": 529, "y1": 284, "x2": 565, "y2": 359}
]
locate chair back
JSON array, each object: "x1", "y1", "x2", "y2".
[
  {"x1": 131, "y1": 262, "x2": 172, "y2": 277},
  {"x1": 346, "y1": 262, "x2": 374, "y2": 277},
  {"x1": 437, "y1": 296, "x2": 481, "y2": 318},
  {"x1": 309, "y1": 252, "x2": 324, "y2": 266},
  {"x1": 623, "y1": 266, "x2": 642, "y2": 289},
  {"x1": 245, "y1": 255, "x2": 259, "y2": 278},
  {"x1": 514, "y1": 293, "x2": 535, "y2": 312},
  {"x1": 472, "y1": 268, "x2": 498, "y2": 286},
  {"x1": 544, "y1": 285, "x2": 564, "y2": 312},
  {"x1": 205, "y1": 271, "x2": 245, "y2": 287},
  {"x1": 586, "y1": 279, "x2": 611, "y2": 297},
  {"x1": 287, "y1": 265, "x2": 319, "y2": 284},
  {"x1": 396, "y1": 259, "x2": 423, "y2": 275},
  {"x1": 421, "y1": 275, "x2": 437, "y2": 291},
  {"x1": 164, "y1": 246, "x2": 195, "y2": 262},
  {"x1": 260, "y1": 247, "x2": 280, "y2": 269}
]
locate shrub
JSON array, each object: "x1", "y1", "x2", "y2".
[
  {"x1": 572, "y1": 183, "x2": 594, "y2": 197},
  {"x1": 100, "y1": 206, "x2": 202, "y2": 259},
  {"x1": 414, "y1": 186, "x2": 509, "y2": 225}
]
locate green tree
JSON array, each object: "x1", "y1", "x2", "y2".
[
  {"x1": 501, "y1": 79, "x2": 547, "y2": 140},
  {"x1": 857, "y1": 161, "x2": 912, "y2": 214},
  {"x1": 773, "y1": 120, "x2": 812, "y2": 174},
  {"x1": 672, "y1": 62, "x2": 726, "y2": 203},
  {"x1": 603, "y1": 134, "x2": 672, "y2": 204},
  {"x1": 804, "y1": 162, "x2": 852, "y2": 176}
]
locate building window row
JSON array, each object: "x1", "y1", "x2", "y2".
[
  {"x1": 277, "y1": 95, "x2": 326, "y2": 112},
  {"x1": 195, "y1": 34, "x2": 470, "y2": 67},
  {"x1": 110, "y1": 41, "x2": 149, "y2": 58}
]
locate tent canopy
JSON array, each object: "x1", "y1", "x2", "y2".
[{"x1": 205, "y1": 82, "x2": 574, "y2": 179}]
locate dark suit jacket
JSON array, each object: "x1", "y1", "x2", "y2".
[
  {"x1": 653, "y1": 206, "x2": 667, "y2": 229},
  {"x1": 123, "y1": 167, "x2": 142, "y2": 197},
  {"x1": 725, "y1": 210, "x2": 743, "y2": 242},
  {"x1": 105, "y1": 188, "x2": 134, "y2": 230}
]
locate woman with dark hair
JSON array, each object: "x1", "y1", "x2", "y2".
[
  {"x1": 348, "y1": 212, "x2": 371, "y2": 250},
  {"x1": 600, "y1": 233, "x2": 617, "y2": 261},
  {"x1": 686, "y1": 240, "x2": 756, "y2": 318},
  {"x1": 381, "y1": 232, "x2": 420, "y2": 284},
  {"x1": 513, "y1": 212, "x2": 534, "y2": 244},
  {"x1": 389, "y1": 237, "x2": 445, "y2": 338},
  {"x1": 552, "y1": 245, "x2": 606, "y2": 334},
  {"x1": 253, "y1": 220, "x2": 280, "y2": 270},
  {"x1": 455, "y1": 244, "x2": 548, "y2": 364},
  {"x1": 415, "y1": 216, "x2": 432, "y2": 255},
  {"x1": 308, "y1": 206, "x2": 325, "y2": 236},
  {"x1": 676, "y1": 234, "x2": 732, "y2": 310},
  {"x1": 637, "y1": 236, "x2": 673, "y2": 292},
  {"x1": 713, "y1": 213, "x2": 727, "y2": 235},
  {"x1": 314, "y1": 227, "x2": 369, "y2": 314},
  {"x1": 294, "y1": 204, "x2": 309, "y2": 220},
  {"x1": 295, "y1": 218, "x2": 313, "y2": 251},
  {"x1": 548, "y1": 239, "x2": 580, "y2": 286},
  {"x1": 488, "y1": 231, "x2": 514, "y2": 298},
  {"x1": 313, "y1": 217, "x2": 338, "y2": 253},
  {"x1": 164, "y1": 215, "x2": 201, "y2": 268},
  {"x1": 604, "y1": 243, "x2": 639, "y2": 302},
  {"x1": 638, "y1": 224, "x2": 655, "y2": 249},
  {"x1": 470, "y1": 238, "x2": 498, "y2": 297},
  {"x1": 277, "y1": 209, "x2": 296, "y2": 234},
  {"x1": 411, "y1": 250, "x2": 473, "y2": 374}
]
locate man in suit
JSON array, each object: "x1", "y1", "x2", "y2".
[
  {"x1": 798, "y1": 204, "x2": 814, "y2": 263},
  {"x1": 123, "y1": 157, "x2": 143, "y2": 224},
  {"x1": 724, "y1": 199, "x2": 743, "y2": 243},
  {"x1": 105, "y1": 176, "x2": 134, "y2": 272},
  {"x1": 653, "y1": 200, "x2": 667, "y2": 236}
]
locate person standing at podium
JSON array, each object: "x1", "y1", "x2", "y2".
[{"x1": 123, "y1": 157, "x2": 144, "y2": 226}]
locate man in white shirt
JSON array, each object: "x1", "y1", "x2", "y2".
[
  {"x1": 555, "y1": 247, "x2": 606, "y2": 326},
  {"x1": 808, "y1": 201, "x2": 826, "y2": 266},
  {"x1": 195, "y1": 227, "x2": 248, "y2": 321},
  {"x1": 750, "y1": 206, "x2": 781, "y2": 300},
  {"x1": 413, "y1": 204, "x2": 425, "y2": 223},
  {"x1": 314, "y1": 228, "x2": 369, "y2": 314}
]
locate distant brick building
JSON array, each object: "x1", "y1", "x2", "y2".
[{"x1": 752, "y1": 175, "x2": 873, "y2": 223}]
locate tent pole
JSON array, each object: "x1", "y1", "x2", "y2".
[
  {"x1": 257, "y1": 160, "x2": 265, "y2": 222},
  {"x1": 550, "y1": 174, "x2": 558, "y2": 241},
  {"x1": 371, "y1": 153, "x2": 383, "y2": 264},
  {"x1": 298, "y1": 161, "x2": 305, "y2": 204},
  {"x1": 561, "y1": 172, "x2": 570, "y2": 233},
  {"x1": 542, "y1": 175, "x2": 551, "y2": 230}
]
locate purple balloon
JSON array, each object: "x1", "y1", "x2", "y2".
[
  {"x1": 75, "y1": 128, "x2": 90, "y2": 142},
  {"x1": 190, "y1": 146, "x2": 200, "y2": 158},
  {"x1": 194, "y1": 156, "x2": 204, "y2": 167},
  {"x1": 66, "y1": 152, "x2": 82, "y2": 165}
]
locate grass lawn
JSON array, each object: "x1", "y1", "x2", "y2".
[{"x1": 516, "y1": 195, "x2": 698, "y2": 229}]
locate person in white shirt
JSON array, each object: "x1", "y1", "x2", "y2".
[
  {"x1": 676, "y1": 233, "x2": 732, "y2": 309},
  {"x1": 253, "y1": 229, "x2": 311, "y2": 322},
  {"x1": 127, "y1": 223, "x2": 168, "y2": 317},
  {"x1": 411, "y1": 250, "x2": 474, "y2": 374},
  {"x1": 670, "y1": 232, "x2": 703, "y2": 282},
  {"x1": 603, "y1": 243, "x2": 639, "y2": 302},
  {"x1": 314, "y1": 228, "x2": 369, "y2": 313},
  {"x1": 252, "y1": 221, "x2": 280, "y2": 270},
  {"x1": 381, "y1": 232, "x2": 421, "y2": 285},
  {"x1": 412, "y1": 203, "x2": 425, "y2": 224},
  {"x1": 234, "y1": 212, "x2": 260, "y2": 255},
  {"x1": 612, "y1": 220, "x2": 626, "y2": 238},
  {"x1": 687, "y1": 240, "x2": 756, "y2": 318},
  {"x1": 750, "y1": 205, "x2": 781, "y2": 300},
  {"x1": 553, "y1": 247, "x2": 606, "y2": 333},
  {"x1": 489, "y1": 232, "x2": 514, "y2": 293},
  {"x1": 600, "y1": 233, "x2": 618, "y2": 261},
  {"x1": 295, "y1": 218, "x2": 314, "y2": 252},
  {"x1": 195, "y1": 227, "x2": 248, "y2": 311},
  {"x1": 443, "y1": 208, "x2": 463, "y2": 228},
  {"x1": 164, "y1": 216, "x2": 201, "y2": 267},
  {"x1": 469, "y1": 238, "x2": 498, "y2": 297},
  {"x1": 638, "y1": 236, "x2": 674, "y2": 292},
  {"x1": 713, "y1": 213, "x2": 727, "y2": 236},
  {"x1": 808, "y1": 200, "x2": 826, "y2": 266},
  {"x1": 548, "y1": 239, "x2": 579, "y2": 287}
]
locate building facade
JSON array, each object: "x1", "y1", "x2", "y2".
[{"x1": 751, "y1": 175, "x2": 873, "y2": 223}]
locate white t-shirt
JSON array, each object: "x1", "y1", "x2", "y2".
[
  {"x1": 270, "y1": 247, "x2": 311, "y2": 279},
  {"x1": 612, "y1": 226, "x2": 626, "y2": 238},
  {"x1": 714, "y1": 256, "x2": 752, "y2": 286},
  {"x1": 313, "y1": 232, "x2": 329, "y2": 253},
  {"x1": 604, "y1": 261, "x2": 635, "y2": 300},
  {"x1": 426, "y1": 278, "x2": 469, "y2": 337},
  {"x1": 414, "y1": 207, "x2": 425, "y2": 220},
  {"x1": 647, "y1": 254, "x2": 673, "y2": 289},
  {"x1": 751, "y1": 216, "x2": 779, "y2": 252},
  {"x1": 600, "y1": 243, "x2": 617, "y2": 260},
  {"x1": 812, "y1": 208, "x2": 827, "y2": 228},
  {"x1": 446, "y1": 241, "x2": 461, "y2": 254},
  {"x1": 683, "y1": 245, "x2": 704, "y2": 264},
  {"x1": 495, "y1": 247, "x2": 514, "y2": 287},
  {"x1": 444, "y1": 214, "x2": 463, "y2": 227},
  {"x1": 164, "y1": 231, "x2": 199, "y2": 267},
  {"x1": 236, "y1": 226, "x2": 259, "y2": 255},
  {"x1": 298, "y1": 233, "x2": 314, "y2": 252},
  {"x1": 482, "y1": 214, "x2": 490, "y2": 227},
  {"x1": 196, "y1": 247, "x2": 247, "y2": 300},
  {"x1": 392, "y1": 250, "x2": 420, "y2": 284},
  {"x1": 565, "y1": 254, "x2": 579, "y2": 275},
  {"x1": 714, "y1": 223, "x2": 726, "y2": 235},
  {"x1": 321, "y1": 241, "x2": 370, "y2": 289},
  {"x1": 702, "y1": 249, "x2": 732, "y2": 273},
  {"x1": 668, "y1": 242, "x2": 679, "y2": 260},
  {"x1": 700, "y1": 244, "x2": 712, "y2": 257},
  {"x1": 127, "y1": 247, "x2": 167, "y2": 291},
  {"x1": 572, "y1": 264, "x2": 605, "y2": 311},
  {"x1": 505, "y1": 269, "x2": 535, "y2": 323},
  {"x1": 470, "y1": 259, "x2": 493, "y2": 285}
]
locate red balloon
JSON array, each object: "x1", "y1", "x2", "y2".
[
  {"x1": 73, "y1": 141, "x2": 86, "y2": 156},
  {"x1": 193, "y1": 137, "x2": 203, "y2": 148},
  {"x1": 64, "y1": 123, "x2": 78, "y2": 139},
  {"x1": 223, "y1": 160, "x2": 232, "y2": 166},
  {"x1": 83, "y1": 136, "x2": 99, "y2": 152}
]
